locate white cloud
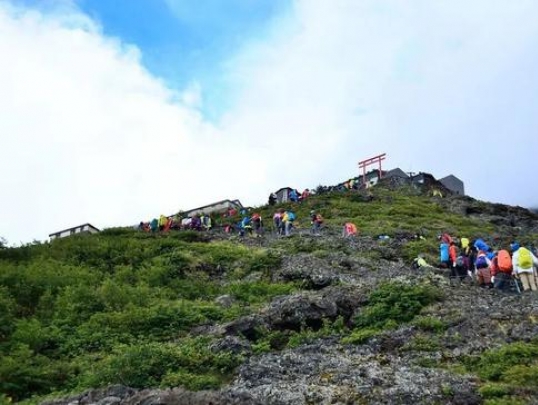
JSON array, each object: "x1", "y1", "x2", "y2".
[
  {"x1": 1, "y1": 0, "x2": 538, "y2": 244},
  {"x1": 0, "y1": 2, "x2": 264, "y2": 244},
  {"x1": 221, "y1": 0, "x2": 538, "y2": 201}
]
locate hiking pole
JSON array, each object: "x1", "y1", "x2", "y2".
[{"x1": 514, "y1": 274, "x2": 521, "y2": 295}]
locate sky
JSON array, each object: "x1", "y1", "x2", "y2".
[{"x1": 1, "y1": 0, "x2": 538, "y2": 244}]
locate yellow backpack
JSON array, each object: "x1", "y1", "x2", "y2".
[{"x1": 518, "y1": 247, "x2": 533, "y2": 269}]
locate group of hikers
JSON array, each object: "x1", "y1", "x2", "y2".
[
  {"x1": 138, "y1": 206, "x2": 362, "y2": 240},
  {"x1": 413, "y1": 233, "x2": 538, "y2": 293},
  {"x1": 267, "y1": 180, "x2": 376, "y2": 206},
  {"x1": 138, "y1": 213, "x2": 214, "y2": 233},
  {"x1": 268, "y1": 189, "x2": 311, "y2": 205}
]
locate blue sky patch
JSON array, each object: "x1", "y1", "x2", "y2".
[{"x1": 78, "y1": 0, "x2": 291, "y2": 119}]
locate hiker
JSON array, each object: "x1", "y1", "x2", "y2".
[
  {"x1": 342, "y1": 222, "x2": 358, "y2": 238},
  {"x1": 301, "y1": 189, "x2": 310, "y2": 201},
  {"x1": 474, "y1": 238, "x2": 490, "y2": 253},
  {"x1": 491, "y1": 249, "x2": 513, "y2": 292},
  {"x1": 511, "y1": 242, "x2": 538, "y2": 292},
  {"x1": 310, "y1": 210, "x2": 323, "y2": 235},
  {"x1": 150, "y1": 218, "x2": 159, "y2": 233},
  {"x1": 453, "y1": 254, "x2": 469, "y2": 281},
  {"x1": 201, "y1": 214, "x2": 212, "y2": 231},
  {"x1": 181, "y1": 217, "x2": 192, "y2": 229},
  {"x1": 282, "y1": 210, "x2": 296, "y2": 236},
  {"x1": 158, "y1": 214, "x2": 167, "y2": 231},
  {"x1": 252, "y1": 213, "x2": 263, "y2": 237},
  {"x1": 268, "y1": 193, "x2": 277, "y2": 206},
  {"x1": 439, "y1": 240, "x2": 450, "y2": 268},
  {"x1": 170, "y1": 215, "x2": 182, "y2": 230},
  {"x1": 138, "y1": 221, "x2": 151, "y2": 232},
  {"x1": 191, "y1": 215, "x2": 202, "y2": 231},
  {"x1": 475, "y1": 249, "x2": 492, "y2": 288},
  {"x1": 412, "y1": 255, "x2": 431, "y2": 269},
  {"x1": 240, "y1": 216, "x2": 252, "y2": 237},
  {"x1": 273, "y1": 210, "x2": 283, "y2": 235},
  {"x1": 449, "y1": 241, "x2": 458, "y2": 269},
  {"x1": 439, "y1": 233, "x2": 453, "y2": 245},
  {"x1": 460, "y1": 237, "x2": 470, "y2": 256},
  {"x1": 289, "y1": 189, "x2": 299, "y2": 203},
  {"x1": 163, "y1": 217, "x2": 173, "y2": 232},
  {"x1": 227, "y1": 207, "x2": 237, "y2": 217}
]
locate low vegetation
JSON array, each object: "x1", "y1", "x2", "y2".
[
  {"x1": 0, "y1": 186, "x2": 535, "y2": 403},
  {"x1": 0, "y1": 232, "x2": 290, "y2": 402},
  {"x1": 465, "y1": 340, "x2": 538, "y2": 404}
]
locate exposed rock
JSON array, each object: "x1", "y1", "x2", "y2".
[
  {"x1": 277, "y1": 254, "x2": 343, "y2": 289},
  {"x1": 210, "y1": 335, "x2": 252, "y2": 355},
  {"x1": 220, "y1": 286, "x2": 367, "y2": 340},
  {"x1": 225, "y1": 339, "x2": 481, "y2": 405},
  {"x1": 215, "y1": 294, "x2": 235, "y2": 308}
]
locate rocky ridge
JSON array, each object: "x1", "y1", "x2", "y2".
[{"x1": 11, "y1": 191, "x2": 535, "y2": 405}]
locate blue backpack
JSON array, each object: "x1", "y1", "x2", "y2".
[
  {"x1": 288, "y1": 212, "x2": 296, "y2": 221},
  {"x1": 475, "y1": 255, "x2": 488, "y2": 269}
]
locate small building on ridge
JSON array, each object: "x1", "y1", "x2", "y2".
[{"x1": 49, "y1": 223, "x2": 100, "y2": 240}]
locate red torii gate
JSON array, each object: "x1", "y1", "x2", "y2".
[{"x1": 358, "y1": 153, "x2": 386, "y2": 185}]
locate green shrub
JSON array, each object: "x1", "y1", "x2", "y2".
[
  {"x1": 0, "y1": 286, "x2": 15, "y2": 340},
  {"x1": 412, "y1": 316, "x2": 448, "y2": 333},
  {"x1": 80, "y1": 339, "x2": 243, "y2": 390},
  {"x1": 225, "y1": 281, "x2": 297, "y2": 305},
  {"x1": 470, "y1": 341, "x2": 538, "y2": 381},
  {"x1": 354, "y1": 282, "x2": 442, "y2": 329},
  {"x1": 341, "y1": 328, "x2": 379, "y2": 345},
  {"x1": 244, "y1": 251, "x2": 282, "y2": 274},
  {"x1": 403, "y1": 335, "x2": 441, "y2": 352},
  {"x1": 501, "y1": 364, "x2": 538, "y2": 387},
  {"x1": 9, "y1": 318, "x2": 62, "y2": 355},
  {"x1": 484, "y1": 399, "x2": 526, "y2": 405},
  {"x1": 0, "y1": 344, "x2": 73, "y2": 401},
  {"x1": 160, "y1": 371, "x2": 221, "y2": 390},
  {"x1": 252, "y1": 339, "x2": 272, "y2": 354},
  {"x1": 479, "y1": 383, "x2": 512, "y2": 398}
]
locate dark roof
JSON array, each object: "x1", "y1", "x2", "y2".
[
  {"x1": 275, "y1": 187, "x2": 293, "y2": 193},
  {"x1": 182, "y1": 199, "x2": 243, "y2": 214},
  {"x1": 49, "y1": 223, "x2": 100, "y2": 237},
  {"x1": 439, "y1": 174, "x2": 463, "y2": 184},
  {"x1": 384, "y1": 168, "x2": 409, "y2": 178}
]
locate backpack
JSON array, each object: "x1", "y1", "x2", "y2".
[
  {"x1": 456, "y1": 256, "x2": 465, "y2": 267},
  {"x1": 316, "y1": 214, "x2": 323, "y2": 223},
  {"x1": 497, "y1": 250, "x2": 512, "y2": 272},
  {"x1": 518, "y1": 247, "x2": 533, "y2": 269},
  {"x1": 288, "y1": 212, "x2": 296, "y2": 221},
  {"x1": 474, "y1": 239, "x2": 489, "y2": 253},
  {"x1": 475, "y1": 255, "x2": 488, "y2": 269}
]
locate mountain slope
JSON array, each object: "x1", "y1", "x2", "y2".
[{"x1": 1, "y1": 185, "x2": 537, "y2": 405}]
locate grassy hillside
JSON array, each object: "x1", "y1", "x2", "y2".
[
  {"x1": 1, "y1": 186, "x2": 537, "y2": 404},
  {"x1": 0, "y1": 230, "x2": 292, "y2": 402}
]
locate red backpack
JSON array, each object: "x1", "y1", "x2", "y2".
[{"x1": 497, "y1": 249, "x2": 512, "y2": 273}]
